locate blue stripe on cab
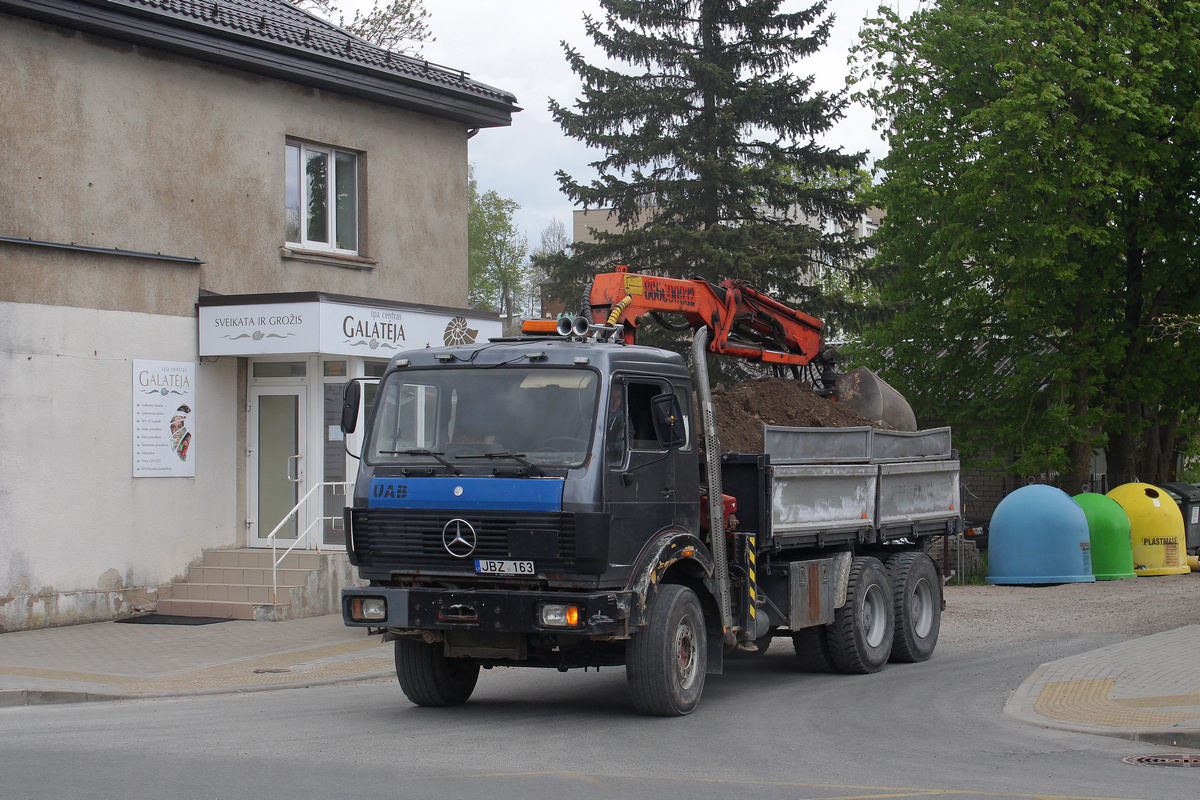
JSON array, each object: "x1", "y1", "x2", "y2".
[{"x1": 368, "y1": 477, "x2": 564, "y2": 513}]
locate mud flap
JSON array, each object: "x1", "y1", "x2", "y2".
[{"x1": 706, "y1": 627, "x2": 724, "y2": 674}]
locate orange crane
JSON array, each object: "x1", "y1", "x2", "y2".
[{"x1": 583, "y1": 265, "x2": 827, "y2": 368}]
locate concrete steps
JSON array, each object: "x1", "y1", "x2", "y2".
[
  {"x1": 155, "y1": 597, "x2": 284, "y2": 621},
  {"x1": 156, "y1": 548, "x2": 361, "y2": 621}
]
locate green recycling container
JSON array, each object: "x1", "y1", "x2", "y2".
[
  {"x1": 1107, "y1": 483, "x2": 1190, "y2": 576},
  {"x1": 1072, "y1": 493, "x2": 1136, "y2": 580}
]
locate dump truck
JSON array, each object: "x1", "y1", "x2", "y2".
[{"x1": 340, "y1": 266, "x2": 961, "y2": 715}]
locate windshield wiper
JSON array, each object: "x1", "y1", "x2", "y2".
[
  {"x1": 378, "y1": 448, "x2": 461, "y2": 475},
  {"x1": 455, "y1": 451, "x2": 545, "y2": 477}
]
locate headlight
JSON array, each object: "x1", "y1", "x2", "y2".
[
  {"x1": 539, "y1": 603, "x2": 581, "y2": 627},
  {"x1": 350, "y1": 597, "x2": 387, "y2": 621}
]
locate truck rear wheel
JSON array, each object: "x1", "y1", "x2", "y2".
[
  {"x1": 394, "y1": 639, "x2": 479, "y2": 707},
  {"x1": 792, "y1": 625, "x2": 836, "y2": 672},
  {"x1": 627, "y1": 584, "x2": 707, "y2": 716},
  {"x1": 826, "y1": 557, "x2": 893, "y2": 674},
  {"x1": 886, "y1": 551, "x2": 941, "y2": 663}
]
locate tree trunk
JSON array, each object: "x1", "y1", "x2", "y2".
[
  {"x1": 1107, "y1": 414, "x2": 1140, "y2": 487},
  {"x1": 1136, "y1": 409, "x2": 1180, "y2": 484},
  {"x1": 1061, "y1": 439, "x2": 1092, "y2": 496},
  {"x1": 1107, "y1": 404, "x2": 1183, "y2": 487},
  {"x1": 1060, "y1": 374, "x2": 1094, "y2": 496}
]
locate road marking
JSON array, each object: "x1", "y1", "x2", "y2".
[
  {"x1": 416, "y1": 771, "x2": 1156, "y2": 800},
  {"x1": 560, "y1": 770, "x2": 616, "y2": 788},
  {"x1": 787, "y1": 793, "x2": 951, "y2": 799}
]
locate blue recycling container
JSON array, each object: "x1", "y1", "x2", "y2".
[{"x1": 987, "y1": 484, "x2": 1095, "y2": 585}]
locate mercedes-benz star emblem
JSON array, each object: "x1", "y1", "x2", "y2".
[{"x1": 442, "y1": 518, "x2": 477, "y2": 558}]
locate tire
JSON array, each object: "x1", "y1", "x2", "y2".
[
  {"x1": 886, "y1": 551, "x2": 941, "y2": 663},
  {"x1": 627, "y1": 584, "x2": 707, "y2": 716},
  {"x1": 394, "y1": 639, "x2": 480, "y2": 707},
  {"x1": 792, "y1": 625, "x2": 837, "y2": 672},
  {"x1": 825, "y1": 557, "x2": 894, "y2": 674}
]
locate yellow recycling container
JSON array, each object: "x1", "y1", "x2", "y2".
[{"x1": 1106, "y1": 483, "x2": 1190, "y2": 576}]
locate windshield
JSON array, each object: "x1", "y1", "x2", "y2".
[{"x1": 366, "y1": 367, "x2": 599, "y2": 469}]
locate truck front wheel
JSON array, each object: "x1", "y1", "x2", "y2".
[
  {"x1": 826, "y1": 557, "x2": 894, "y2": 674},
  {"x1": 394, "y1": 639, "x2": 479, "y2": 707},
  {"x1": 627, "y1": 584, "x2": 707, "y2": 716}
]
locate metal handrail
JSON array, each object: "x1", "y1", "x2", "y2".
[{"x1": 266, "y1": 481, "x2": 350, "y2": 604}]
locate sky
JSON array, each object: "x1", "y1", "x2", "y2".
[{"x1": 402, "y1": 0, "x2": 890, "y2": 247}]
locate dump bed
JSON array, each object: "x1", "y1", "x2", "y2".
[{"x1": 762, "y1": 426, "x2": 961, "y2": 549}]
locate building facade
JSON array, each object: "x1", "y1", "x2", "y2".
[{"x1": 0, "y1": 0, "x2": 518, "y2": 630}]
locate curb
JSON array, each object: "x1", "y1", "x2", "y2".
[
  {"x1": 1005, "y1": 659, "x2": 1200, "y2": 751},
  {"x1": 0, "y1": 668, "x2": 393, "y2": 709},
  {"x1": 1003, "y1": 707, "x2": 1200, "y2": 750}
]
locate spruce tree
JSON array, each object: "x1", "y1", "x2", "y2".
[{"x1": 546, "y1": 0, "x2": 867, "y2": 341}]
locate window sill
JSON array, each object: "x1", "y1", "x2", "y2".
[{"x1": 280, "y1": 246, "x2": 376, "y2": 270}]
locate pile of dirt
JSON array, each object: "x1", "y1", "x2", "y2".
[{"x1": 710, "y1": 377, "x2": 885, "y2": 453}]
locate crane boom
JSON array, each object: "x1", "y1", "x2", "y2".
[{"x1": 585, "y1": 266, "x2": 826, "y2": 367}]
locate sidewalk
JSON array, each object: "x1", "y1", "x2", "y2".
[
  {"x1": 0, "y1": 614, "x2": 393, "y2": 706},
  {"x1": 1006, "y1": 624, "x2": 1200, "y2": 749}
]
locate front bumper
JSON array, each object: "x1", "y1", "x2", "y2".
[{"x1": 343, "y1": 586, "x2": 631, "y2": 635}]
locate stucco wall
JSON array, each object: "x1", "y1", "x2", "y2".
[
  {"x1": 0, "y1": 14, "x2": 470, "y2": 313},
  {"x1": 0, "y1": 302, "x2": 239, "y2": 630},
  {"x1": 0, "y1": 13, "x2": 486, "y2": 629}
]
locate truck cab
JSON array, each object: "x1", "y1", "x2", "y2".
[{"x1": 342, "y1": 336, "x2": 719, "y2": 710}]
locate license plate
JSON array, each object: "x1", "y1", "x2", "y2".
[{"x1": 475, "y1": 559, "x2": 535, "y2": 576}]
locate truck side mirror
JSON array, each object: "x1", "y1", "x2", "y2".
[
  {"x1": 341, "y1": 380, "x2": 362, "y2": 434},
  {"x1": 651, "y1": 393, "x2": 686, "y2": 449}
]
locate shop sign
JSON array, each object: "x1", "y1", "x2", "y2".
[
  {"x1": 321, "y1": 303, "x2": 501, "y2": 355},
  {"x1": 133, "y1": 360, "x2": 196, "y2": 477},
  {"x1": 199, "y1": 298, "x2": 501, "y2": 357},
  {"x1": 199, "y1": 302, "x2": 321, "y2": 356}
]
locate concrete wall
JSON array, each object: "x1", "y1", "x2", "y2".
[
  {"x1": 0, "y1": 302, "x2": 239, "y2": 631},
  {"x1": 0, "y1": 14, "x2": 470, "y2": 312}
]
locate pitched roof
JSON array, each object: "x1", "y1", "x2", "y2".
[{"x1": 0, "y1": 0, "x2": 519, "y2": 127}]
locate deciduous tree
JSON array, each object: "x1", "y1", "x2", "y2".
[
  {"x1": 291, "y1": 0, "x2": 434, "y2": 55},
  {"x1": 468, "y1": 169, "x2": 529, "y2": 332},
  {"x1": 851, "y1": 0, "x2": 1200, "y2": 490}
]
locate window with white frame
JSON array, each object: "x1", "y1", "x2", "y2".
[{"x1": 285, "y1": 141, "x2": 359, "y2": 253}]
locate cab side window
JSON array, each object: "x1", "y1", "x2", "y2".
[
  {"x1": 608, "y1": 378, "x2": 692, "y2": 467},
  {"x1": 627, "y1": 381, "x2": 665, "y2": 450}
]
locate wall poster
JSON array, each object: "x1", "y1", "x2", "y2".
[{"x1": 133, "y1": 360, "x2": 196, "y2": 477}]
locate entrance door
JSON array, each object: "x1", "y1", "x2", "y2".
[{"x1": 249, "y1": 386, "x2": 308, "y2": 548}]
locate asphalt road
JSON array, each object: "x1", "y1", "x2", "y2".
[{"x1": 2, "y1": 627, "x2": 1196, "y2": 800}]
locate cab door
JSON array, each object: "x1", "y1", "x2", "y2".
[{"x1": 603, "y1": 376, "x2": 694, "y2": 572}]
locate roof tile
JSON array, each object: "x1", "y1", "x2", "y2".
[{"x1": 110, "y1": 0, "x2": 513, "y2": 104}]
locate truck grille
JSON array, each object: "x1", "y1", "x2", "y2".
[{"x1": 351, "y1": 509, "x2": 577, "y2": 572}]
